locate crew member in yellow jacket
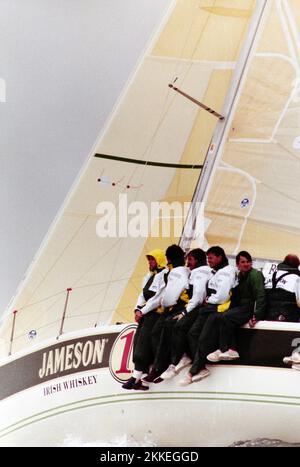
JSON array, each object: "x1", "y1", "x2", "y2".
[{"x1": 122, "y1": 249, "x2": 167, "y2": 390}]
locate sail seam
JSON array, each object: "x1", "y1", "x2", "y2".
[{"x1": 148, "y1": 55, "x2": 237, "y2": 68}]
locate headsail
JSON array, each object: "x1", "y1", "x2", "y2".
[{"x1": 0, "y1": 0, "x2": 257, "y2": 356}]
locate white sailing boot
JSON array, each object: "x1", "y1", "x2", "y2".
[
  {"x1": 179, "y1": 373, "x2": 193, "y2": 386},
  {"x1": 219, "y1": 349, "x2": 240, "y2": 360},
  {"x1": 207, "y1": 349, "x2": 222, "y2": 362},
  {"x1": 191, "y1": 367, "x2": 210, "y2": 382},
  {"x1": 160, "y1": 364, "x2": 177, "y2": 380},
  {"x1": 283, "y1": 352, "x2": 300, "y2": 365},
  {"x1": 175, "y1": 354, "x2": 192, "y2": 373}
]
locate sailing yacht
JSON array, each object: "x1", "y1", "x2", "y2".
[{"x1": 1, "y1": 0, "x2": 300, "y2": 446}]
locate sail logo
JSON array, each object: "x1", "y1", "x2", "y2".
[
  {"x1": 38, "y1": 338, "x2": 108, "y2": 379},
  {"x1": 109, "y1": 324, "x2": 136, "y2": 383},
  {"x1": 96, "y1": 194, "x2": 205, "y2": 239}
]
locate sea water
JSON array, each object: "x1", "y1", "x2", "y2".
[
  {"x1": 61, "y1": 433, "x2": 157, "y2": 447},
  {"x1": 230, "y1": 438, "x2": 300, "y2": 447},
  {"x1": 61, "y1": 435, "x2": 300, "y2": 447}
]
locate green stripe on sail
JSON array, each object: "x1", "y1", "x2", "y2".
[{"x1": 94, "y1": 153, "x2": 203, "y2": 169}]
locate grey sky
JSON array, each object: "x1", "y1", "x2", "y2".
[{"x1": 0, "y1": 0, "x2": 172, "y2": 314}]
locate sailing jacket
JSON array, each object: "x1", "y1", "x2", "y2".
[
  {"x1": 135, "y1": 248, "x2": 167, "y2": 314},
  {"x1": 161, "y1": 266, "x2": 190, "y2": 309},
  {"x1": 135, "y1": 269, "x2": 168, "y2": 315},
  {"x1": 185, "y1": 265, "x2": 211, "y2": 313},
  {"x1": 206, "y1": 264, "x2": 236, "y2": 309},
  {"x1": 141, "y1": 266, "x2": 190, "y2": 315},
  {"x1": 135, "y1": 269, "x2": 166, "y2": 310},
  {"x1": 230, "y1": 268, "x2": 266, "y2": 319},
  {"x1": 264, "y1": 262, "x2": 300, "y2": 321}
]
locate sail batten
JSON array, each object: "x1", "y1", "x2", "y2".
[{"x1": 94, "y1": 152, "x2": 203, "y2": 169}]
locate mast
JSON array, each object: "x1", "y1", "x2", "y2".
[{"x1": 179, "y1": 0, "x2": 270, "y2": 252}]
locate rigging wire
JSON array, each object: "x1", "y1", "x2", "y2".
[
  {"x1": 15, "y1": 289, "x2": 66, "y2": 312},
  {"x1": 20, "y1": 215, "x2": 90, "y2": 311}
]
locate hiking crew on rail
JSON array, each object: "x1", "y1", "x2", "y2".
[{"x1": 122, "y1": 246, "x2": 300, "y2": 390}]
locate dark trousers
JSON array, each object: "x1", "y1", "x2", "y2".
[
  {"x1": 219, "y1": 306, "x2": 251, "y2": 351},
  {"x1": 133, "y1": 311, "x2": 160, "y2": 373},
  {"x1": 188, "y1": 305, "x2": 220, "y2": 375},
  {"x1": 151, "y1": 309, "x2": 181, "y2": 374},
  {"x1": 266, "y1": 307, "x2": 300, "y2": 322},
  {"x1": 171, "y1": 307, "x2": 199, "y2": 365}
]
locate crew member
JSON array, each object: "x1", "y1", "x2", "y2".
[
  {"x1": 264, "y1": 254, "x2": 300, "y2": 322},
  {"x1": 122, "y1": 249, "x2": 167, "y2": 390},
  {"x1": 160, "y1": 248, "x2": 211, "y2": 380},
  {"x1": 207, "y1": 250, "x2": 266, "y2": 363},
  {"x1": 142, "y1": 244, "x2": 190, "y2": 383},
  {"x1": 180, "y1": 246, "x2": 236, "y2": 385}
]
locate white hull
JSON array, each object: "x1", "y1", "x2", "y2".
[{"x1": 1, "y1": 323, "x2": 300, "y2": 446}]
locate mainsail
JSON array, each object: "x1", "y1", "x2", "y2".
[
  {"x1": 198, "y1": 0, "x2": 300, "y2": 260},
  {"x1": 0, "y1": 0, "x2": 264, "y2": 356}
]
